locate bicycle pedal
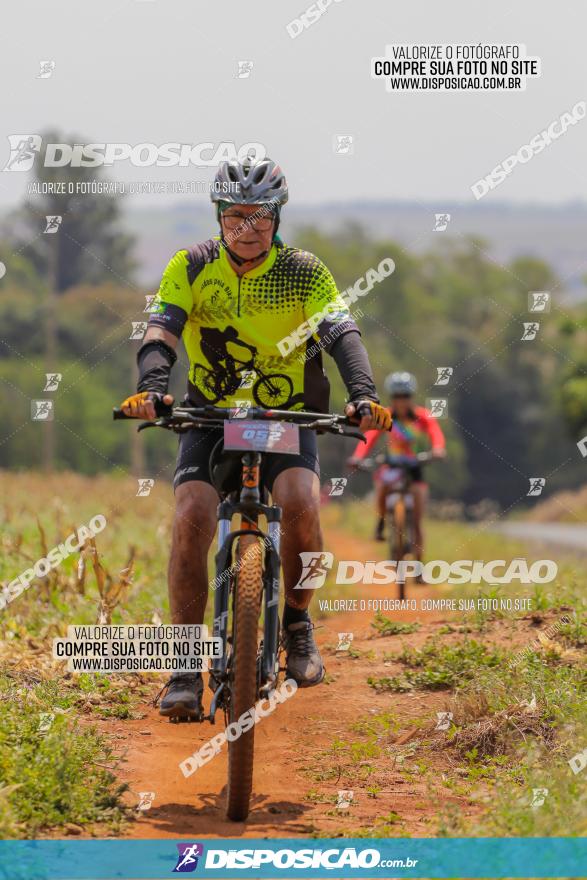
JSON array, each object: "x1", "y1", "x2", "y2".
[{"x1": 169, "y1": 714, "x2": 200, "y2": 723}]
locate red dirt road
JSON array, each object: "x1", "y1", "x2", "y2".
[
  {"x1": 109, "y1": 518, "x2": 471, "y2": 841},
  {"x1": 115, "y1": 606, "x2": 462, "y2": 839}
]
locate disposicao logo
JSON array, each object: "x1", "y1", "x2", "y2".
[
  {"x1": 3, "y1": 135, "x2": 266, "y2": 170},
  {"x1": 173, "y1": 843, "x2": 204, "y2": 873}
]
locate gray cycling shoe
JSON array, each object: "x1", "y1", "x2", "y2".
[
  {"x1": 282, "y1": 621, "x2": 325, "y2": 687},
  {"x1": 157, "y1": 672, "x2": 204, "y2": 720}
]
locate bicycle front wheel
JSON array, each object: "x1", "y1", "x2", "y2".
[{"x1": 226, "y1": 533, "x2": 263, "y2": 822}]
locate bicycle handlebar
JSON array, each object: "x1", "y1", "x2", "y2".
[
  {"x1": 113, "y1": 403, "x2": 366, "y2": 442},
  {"x1": 351, "y1": 451, "x2": 435, "y2": 471}
]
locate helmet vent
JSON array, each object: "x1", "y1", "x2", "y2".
[{"x1": 210, "y1": 156, "x2": 288, "y2": 207}]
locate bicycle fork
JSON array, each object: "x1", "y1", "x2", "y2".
[{"x1": 209, "y1": 457, "x2": 282, "y2": 721}]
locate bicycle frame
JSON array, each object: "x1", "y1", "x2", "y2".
[
  {"x1": 208, "y1": 450, "x2": 283, "y2": 722},
  {"x1": 384, "y1": 466, "x2": 417, "y2": 510}
]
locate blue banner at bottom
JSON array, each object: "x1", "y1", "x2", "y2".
[{"x1": 0, "y1": 838, "x2": 584, "y2": 879}]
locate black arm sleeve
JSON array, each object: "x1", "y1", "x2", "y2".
[
  {"x1": 136, "y1": 340, "x2": 177, "y2": 395},
  {"x1": 329, "y1": 330, "x2": 379, "y2": 404}
]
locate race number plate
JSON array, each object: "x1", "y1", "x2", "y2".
[
  {"x1": 223, "y1": 420, "x2": 300, "y2": 455},
  {"x1": 382, "y1": 466, "x2": 404, "y2": 488}
]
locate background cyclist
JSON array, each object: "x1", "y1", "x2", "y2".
[{"x1": 349, "y1": 371, "x2": 445, "y2": 561}]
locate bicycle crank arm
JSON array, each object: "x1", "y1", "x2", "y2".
[{"x1": 207, "y1": 680, "x2": 226, "y2": 723}]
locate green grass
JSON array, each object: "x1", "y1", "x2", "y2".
[
  {"x1": 0, "y1": 473, "x2": 177, "y2": 637},
  {"x1": 0, "y1": 672, "x2": 129, "y2": 837},
  {"x1": 423, "y1": 624, "x2": 586, "y2": 836},
  {"x1": 2, "y1": 478, "x2": 586, "y2": 839},
  {"x1": 370, "y1": 611, "x2": 420, "y2": 637},
  {"x1": 323, "y1": 509, "x2": 587, "y2": 837},
  {"x1": 369, "y1": 638, "x2": 504, "y2": 692}
]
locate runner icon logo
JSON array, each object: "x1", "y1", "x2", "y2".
[
  {"x1": 530, "y1": 788, "x2": 548, "y2": 809},
  {"x1": 173, "y1": 843, "x2": 204, "y2": 873},
  {"x1": 434, "y1": 367, "x2": 453, "y2": 386},
  {"x1": 294, "y1": 552, "x2": 334, "y2": 590},
  {"x1": 337, "y1": 790, "x2": 354, "y2": 810},
  {"x1": 137, "y1": 479, "x2": 155, "y2": 497},
  {"x1": 433, "y1": 213, "x2": 451, "y2": 231},
  {"x1": 435, "y1": 711, "x2": 453, "y2": 731},
  {"x1": 4, "y1": 134, "x2": 42, "y2": 171},
  {"x1": 329, "y1": 477, "x2": 347, "y2": 496},
  {"x1": 337, "y1": 632, "x2": 353, "y2": 651},
  {"x1": 527, "y1": 477, "x2": 546, "y2": 497},
  {"x1": 137, "y1": 791, "x2": 155, "y2": 811},
  {"x1": 44, "y1": 373, "x2": 62, "y2": 392},
  {"x1": 44, "y1": 215, "x2": 62, "y2": 234}
]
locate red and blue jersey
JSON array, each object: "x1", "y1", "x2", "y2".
[{"x1": 353, "y1": 405, "x2": 445, "y2": 460}]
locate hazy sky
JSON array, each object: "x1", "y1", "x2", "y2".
[{"x1": 1, "y1": 0, "x2": 585, "y2": 208}]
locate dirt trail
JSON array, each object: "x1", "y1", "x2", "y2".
[{"x1": 100, "y1": 527, "x2": 476, "y2": 840}]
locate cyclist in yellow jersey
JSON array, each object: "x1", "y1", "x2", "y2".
[{"x1": 120, "y1": 156, "x2": 390, "y2": 718}]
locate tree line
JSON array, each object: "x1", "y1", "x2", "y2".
[{"x1": 1, "y1": 133, "x2": 586, "y2": 509}]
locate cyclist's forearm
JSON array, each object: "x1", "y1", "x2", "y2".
[
  {"x1": 353, "y1": 429, "x2": 380, "y2": 459},
  {"x1": 137, "y1": 328, "x2": 178, "y2": 394},
  {"x1": 329, "y1": 330, "x2": 379, "y2": 404},
  {"x1": 422, "y1": 411, "x2": 446, "y2": 449}
]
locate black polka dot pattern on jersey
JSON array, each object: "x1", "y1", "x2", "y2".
[{"x1": 242, "y1": 246, "x2": 335, "y2": 314}]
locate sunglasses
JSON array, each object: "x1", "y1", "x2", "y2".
[{"x1": 221, "y1": 212, "x2": 274, "y2": 232}]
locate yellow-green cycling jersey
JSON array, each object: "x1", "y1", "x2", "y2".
[{"x1": 148, "y1": 236, "x2": 360, "y2": 411}]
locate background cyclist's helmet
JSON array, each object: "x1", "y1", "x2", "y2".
[
  {"x1": 211, "y1": 156, "x2": 288, "y2": 231},
  {"x1": 384, "y1": 371, "x2": 417, "y2": 397}
]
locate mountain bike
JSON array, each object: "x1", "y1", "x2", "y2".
[
  {"x1": 353, "y1": 452, "x2": 433, "y2": 600},
  {"x1": 113, "y1": 402, "x2": 364, "y2": 821}
]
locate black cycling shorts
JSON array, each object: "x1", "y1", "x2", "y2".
[{"x1": 173, "y1": 427, "x2": 319, "y2": 492}]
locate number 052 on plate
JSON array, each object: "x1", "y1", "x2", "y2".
[{"x1": 223, "y1": 420, "x2": 300, "y2": 454}]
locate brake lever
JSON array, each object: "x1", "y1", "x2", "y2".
[
  {"x1": 137, "y1": 416, "x2": 179, "y2": 432},
  {"x1": 325, "y1": 423, "x2": 366, "y2": 442},
  {"x1": 341, "y1": 429, "x2": 366, "y2": 442}
]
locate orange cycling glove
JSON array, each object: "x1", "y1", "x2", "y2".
[
  {"x1": 120, "y1": 391, "x2": 151, "y2": 416},
  {"x1": 353, "y1": 400, "x2": 392, "y2": 430}
]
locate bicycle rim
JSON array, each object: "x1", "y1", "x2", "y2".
[{"x1": 226, "y1": 533, "x2": 263, "y2": 822}]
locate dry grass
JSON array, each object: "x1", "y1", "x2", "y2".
[
  {"x1": 432, "y1": 692, "x2": 556, "y2": 757},
  {"x1": 525, "y1": 483, "x2": 587, "y2": 523}
]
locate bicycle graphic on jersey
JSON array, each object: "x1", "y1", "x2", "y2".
[{"x1": 191, "y1": 325, "x2": 296, "y2": 408}]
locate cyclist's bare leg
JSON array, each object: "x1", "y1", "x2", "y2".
[
  {"x1": 168, "y1": 482, "x2": 219, "y2": 624},
  {"x1": 412, "y1": 482, "x2": 429, "y2": 561},
  {"x1": 375, "y1": 481, "x2": 389, "y2": 540},
  {"x1": 271, "y1": 467, "x2": 325, "y2": 685},
  {"x1": 376, "y1": 482, "x2": 388, "y2": 519},
  {"x1": 271, "y1": 467, "x2": 322, "y2": 609},
  {"x1": 159, "y1": 481, "x2": 218, "y2": 716}
]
